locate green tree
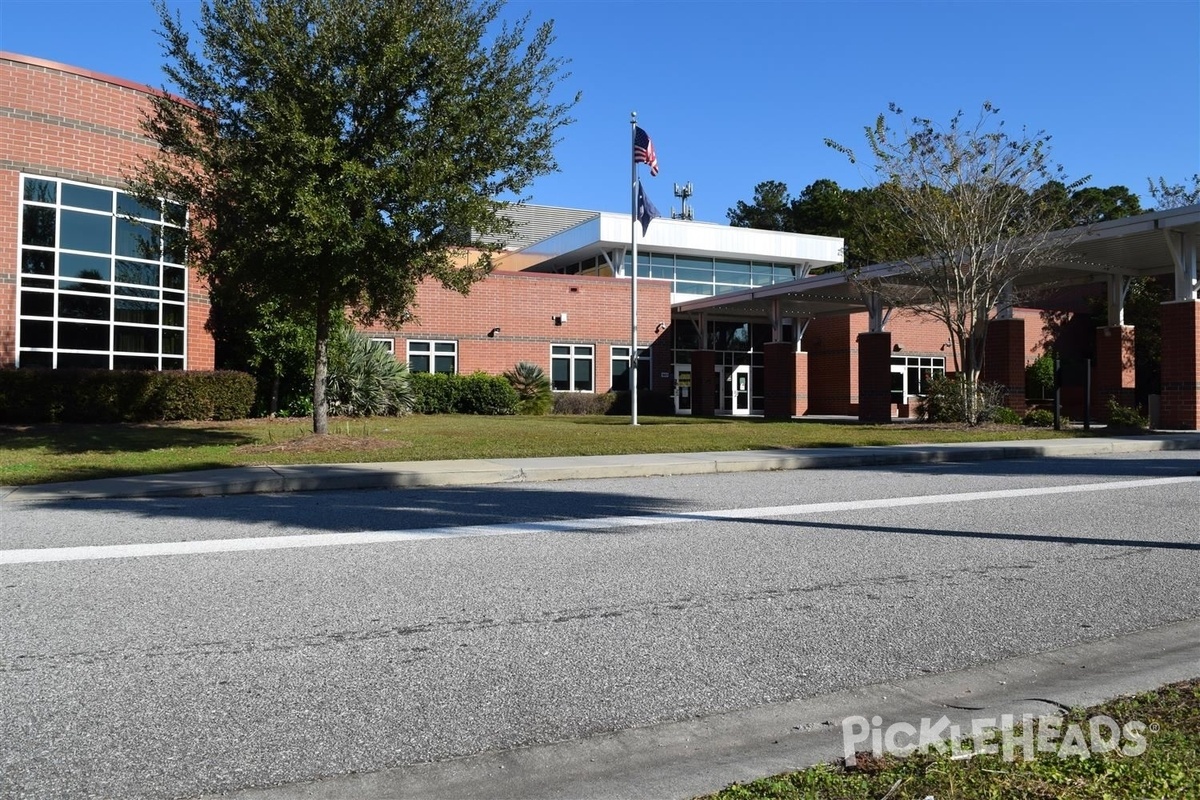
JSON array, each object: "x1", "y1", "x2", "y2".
[
  {"x1": 1147, "y1": 174, "x2": 1200, "y2": 209},
  {"x1": 827, "y1": 102, "x2": 1086, "y2": 423},
  {"x1": 206, "y1": 282, "x2": 315, "y2": 416},
  {"x1": 727, "y1": 179, "x2": 910, "y2": 269},
  {"x1": 727, "y1": 180, "x2": 797, "y2": 232},
  {"x1": 1070, "y1": 185, "x2": 1143, "y2": 223},
  {"x1": 1034, "y1": 181, "x2": 1143, "y2": 226},
  {"x1": 132, "y1": 0, "x2": 577, "y2": 433}
]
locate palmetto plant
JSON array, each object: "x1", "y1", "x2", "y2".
[
  {"x1": 327, "y1": 328, "x2": 413, "y2": 417},
  {"x1": 503, "y1": 361, "x2": 552, "y2": 415}
]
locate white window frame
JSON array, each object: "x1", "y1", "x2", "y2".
[
  {"x1": 370, "y1": 337, "x2": 394, "y2": 354},
  {"x1": 610, "y1": 345, "x2": 652, "y2": 391},
  {"x1": 15, "y1": 174, "x2": 189, "y2": 370},
  {"x1": 891, "y1": 355, "x2": 946, "y2": 403},
  {"x1": 407, "y1": 339, "x2": 457, "y2": 374},
  {"x1": 551, "y1": 344, "x2": 594, "y2": 392}
]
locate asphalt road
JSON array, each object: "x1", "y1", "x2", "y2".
[{"x1": 2, "y1": 451, "x2": 1199, "y2": 799}]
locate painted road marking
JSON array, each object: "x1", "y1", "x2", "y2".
[{"x1": 2, "y1": 475, "x2": 1197, "y2": 565}]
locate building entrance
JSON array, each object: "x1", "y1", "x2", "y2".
[
  {"x1": 715, "y1": 364, "x2": 751, "y2": 415},
  {"x1": 673, "y1": 365, "x2": 692, "y2": 415}
]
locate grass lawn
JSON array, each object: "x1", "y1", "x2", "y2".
[
  {"x1": 701, "y1": 678, "x2": 1200, "y2": 800},
  {"x1": 0, "y1": 414, "x2": 1079, "y2": 486}
]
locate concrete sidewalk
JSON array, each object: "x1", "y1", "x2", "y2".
[{"x1": 4, "y1": 433, "x2": 1199, "y2": 502}]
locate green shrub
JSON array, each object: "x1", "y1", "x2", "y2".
[
  {"x1": 918, "y1": 374, "x2": 1006, "y2": 425},
  {"x1": 1025, "y1": 354, "x2": 1055, "y2": 399},
  {"x1": 457, "y1": 372, "x2": 518, "y2": 415},
  {"x1": 552, "y1": 391, "x2": 617, "y2": 415},
  {"x1": 409, "y1": 372, "x2": 458, "y2": 414},
  {"x1": 1106, "y1": 396, "x2": 1148, "y2": 429},
  {"x1": 326, "y1": 328, "x2": 413, "y2": 416},
  {"x1": 0, "y1": 369, "x2": 254, "y2": 423},
  {"x1": 1023, "y1": 408, "x2": 1055, "y2": 427},
  {"x1": 155, "y1": 371, "x2": 257, "y2": 421},
  {"x1": 408, "y1": 371, "x2": 516, "y2": 415},
  {"x1": 503, "y1": 362, "x2": 552, "y2": 415},
  {"x1": 987, "y1": 406, "x2": 1023, "y2": 425}
]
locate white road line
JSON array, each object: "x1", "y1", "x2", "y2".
[{"x1": 2, "y1": 475, "x2": 1197, "y2": 565}]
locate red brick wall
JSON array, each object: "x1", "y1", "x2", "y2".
[
  {"x1": 0, "y1": 53, "x2": 214, "y2": 369},
  {"x1": 857, "y1": 331, "x2": 893, "y2": 422},
  {"x1": 1093, "y1": 325, "x2": 1136, "y2": 420},
  {"x1": 0, "y1": 171, "x2": 15, "y2": 366},
  {"x1": 983, "y1": 318, "x2": 1028, "y2": 412},
  {"x1": 803, "y1": 308, "x2": 1045, "y2": 417},
  {"x1": 358, "y1": 271, "x2": 673, "y2": 392},
  {"x1": 763, "y1": 342, "x2": 807, "y2": 418},
  {"x1": 807, "y1": 315, "x2": 852, "y2": 414},
  {"x1": 1160, "y1": 300, "x2": 1200, "y2": 430}
]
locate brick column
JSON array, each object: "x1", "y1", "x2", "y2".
[
  {"x1": 857, "y1": 332, "x2": 892, "y2": 423},
  {"x1": 690, "y1": 350, "x2": 717, "y2": 418},
  {"x1": 982, "y1": 318, "x2": 1027, "y2": 413},
  {"x1": 1160, "y1": 301, "x2": 1200, "y2": 430},
  {"x1": 1093, "y1": 325, "x2": 1136, "y2": 421},
  {"x1": 764, "y1": 342, "x2": 808, "y2": 418}
]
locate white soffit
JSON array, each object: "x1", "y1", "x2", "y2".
[{"x1": 518, "y1": 212, "x2": 844, "y2": 268}]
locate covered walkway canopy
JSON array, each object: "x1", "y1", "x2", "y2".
[
  {"x1": 673, "y1": 204, "x2": 1200, "y2": 324},
  {"x1": 672, "y1": 204, "x2": 1200, "y2": 430}
]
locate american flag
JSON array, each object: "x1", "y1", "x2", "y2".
[{"x1": 634, "y1": 126, "x2": 658, "y2": 176}]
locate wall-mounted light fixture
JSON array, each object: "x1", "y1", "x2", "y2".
[
  {"x1": 940, "y1": 339, "x2": 952, "y2": 351},
  {"x1": 655, "y1": 321, "x2": 667, "y2": 333},
  {"x1": 893, "y1": 343, "x2": 903, "y2": 352},
  {"x1": 488, "y1": 327, "x2": 501, "y2": 338},
  {"x1": 554, "y1": 313, "x2": 567, "y2": 326}
]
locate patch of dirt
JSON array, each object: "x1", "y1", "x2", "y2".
[{"x1": 233, "y1": 434, "x2": 408, "y2": 455}]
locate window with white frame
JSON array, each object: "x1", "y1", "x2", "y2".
[
  {"x1": 17, "y1": 175, "x2": 189, "y2": 369},
  {"x1": 370, "y1": 337, "x2": 394, "y2": 353},
  {"x1": 610, "y1": 345, "x2": 651, "y2": 391},
  {"x1": 407, "y1": 340, "x2": 456, "y2": 374},
  {"x1": 551, "y1": 344, "x2": 593, "y2": 392},
  {"x1": 891, "y1": 355, "x2": 946, "y2": 403}
]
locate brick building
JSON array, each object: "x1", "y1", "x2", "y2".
[
  {"x1": 1, "y1": 52, "x2": 213, "y2": 371},
  {"x1": 4, "y1": 52, "x2": 1199, "y2": 429}
]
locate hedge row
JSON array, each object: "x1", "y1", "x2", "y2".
[
  {"x1": 0, "y1": 369, "x2": 256, "y2": 423},
  {"x1": 409, "y1": 372, "x2": 518, "y2": 415}
]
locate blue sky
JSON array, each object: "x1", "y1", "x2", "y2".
[{"x1": 2, "y1": 0, "x2": 1197, "y2": 222}]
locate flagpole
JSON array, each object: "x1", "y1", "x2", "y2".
[{"x1": 630, "y1": 111, "x2": 639, "y2": 427}]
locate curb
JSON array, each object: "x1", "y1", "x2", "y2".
[
  {"x1": 4, "y1": 434, "x2": 1199, "y2": 502},
  {"x1": 210, "y1": 616, "x2": 1200, "y2": 800}
]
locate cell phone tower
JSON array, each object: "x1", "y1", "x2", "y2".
[{"x1": 672, "y1": 182, "x2": 694, "y2": 221}]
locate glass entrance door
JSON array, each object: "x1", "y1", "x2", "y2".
[
  {"x1": 716, "y1": 365, "x2": 751, "y2": 415},
  {"x1": 674, "y1": 365, "x2": 692, "y2": 415}
]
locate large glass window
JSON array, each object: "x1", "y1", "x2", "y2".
[
  {"x1": 551, "y1": 344, "x2": 593, "y2": 392},
  {"x1": 610, "y1": 346, "x2": 651, "y2": 391},
  {"x1": 891, "y1": 356, "x2": 946, "y2": 403},
  {"x1": 407, "y1": 340, "x2": 456, "y2": 374},
  {"x1": 16, "y1": 175, "x2": 189, "y2": 369},
  {"x1": 612, "y1": 251, "x2": 807, "y2": 298}
]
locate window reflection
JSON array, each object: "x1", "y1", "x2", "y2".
[
  {"x1": 17, "y1": 176, "x2": 189, "y2": 369},
  {"x1": 62, "y1": 184, "x2": 113, "y2": 212},
  {"x1": 60, "y1": 210, "x2": 113, "y2": 254},
  {"x1": 22, "y1": 207, "x2": 55, "y2": 247},
  {"x1": 116, "y1": 218, "x2": 161, "y2": 259}
]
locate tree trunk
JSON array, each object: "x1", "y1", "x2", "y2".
[
  {"x1": 965, "y1": 322, "x2": 988, "y2": 425},
  {"x1": 269, "y1": 369, "x2": 280, "y2": 416},
  {"x1": 312, "y1": 301, "x2": 331, "y2": 435}
]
